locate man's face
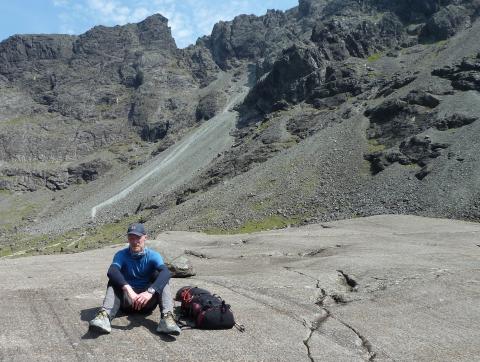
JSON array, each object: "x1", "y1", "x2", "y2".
[{"x1": 128, "y1": 233, "x2": 147, "y2": 253}]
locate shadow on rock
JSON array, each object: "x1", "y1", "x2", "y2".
[
  {"x1": 79, "y1": 307, "x2": 177, "y2": 341},
  {"x1": 80, "y1": 307, "x2": 98, "y2": 322},
  {"x1": 81, "y1": 329, "x2": 108, "y2": 340}
]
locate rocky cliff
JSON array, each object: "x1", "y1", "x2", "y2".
[{"x1": 1, "y1": 0, "x2": 480, "y2": 252}]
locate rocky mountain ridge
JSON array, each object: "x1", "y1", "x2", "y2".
[{"x1": 0, "y1": 0, "x2": 479, "y2": 252}]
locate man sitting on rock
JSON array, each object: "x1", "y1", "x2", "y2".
[{"x1": 89, "y1": 223, "x2": 181, "y2": 336}]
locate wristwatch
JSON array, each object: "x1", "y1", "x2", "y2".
[{"x1": 147, "y1": 287, "x2": 156, "y2": 294}]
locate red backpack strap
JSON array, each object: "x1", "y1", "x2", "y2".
[{"x1": 181, "y1": 287, "x2": 194, "y2": 303}]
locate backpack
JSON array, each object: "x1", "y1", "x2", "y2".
[{"x1": 175, "y1": 286, "x2": 242, "y2": 330}]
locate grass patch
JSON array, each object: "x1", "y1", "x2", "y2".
[
  {"x1": 205, "y1": 215, "x2": 301, "y2": 235},
  {"x1": 367, "y1": 52, "x2": 383, "y2": 63},
  {"x1": 0, "y1": 202, "x2": 39, "y2": 231},
  {"x1": 257, "y1": 118, "x2": 272, "y2": 132},
  {"x1": 359, "y1": 160, "x2": 373, "y2": 178},
  {"x1": 1, "y1": 215, "x2": 140, "y2": 258},
  {"x1": 95, "y1": 104, "x2": 113, "y2": 112},
  {"x1": 251, "y1": 198, "x2": 274, "y2": 212},
  {"x1": 403, "y1": 163, "x2": 419, "y2": 169},
  {"x1": 1, "y1": 116, "x2": 33, "y2": 127},
  {"x1": 367, "y1": 139, "x2": 386, "y2": 153},
  {"x1": 279, "y1": 138, "x2": 300, "y2": 149},
  {"x1": 197, "y1": 208, "x2": 223, "y2": 224}
]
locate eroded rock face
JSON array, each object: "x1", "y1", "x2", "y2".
[
  {"x1": 0, "y1": 13, "x2": 207, "y2": 189},
  {"x1": 311, "y1": 14, "x2": 406, "y2": 60},
  {"x1": 241, "y1": 10, "x2": 406, "y2": 116},
  {"x1": 0, "y1": 159, "x2": 112, "y2": 192},
  {"x1": 364, "y1": 104, "x2": 477, "y2": 178},
  {"x1": 242, "y1": 45, "x2": 326, "y2": 114},
  {"x1": 419, "y1": 5, "x2": 471, "y2": 42},
  {"x1": 203, "y1": 10, "x2": 294, "y2": 70},
  {"x1": 1, "y1": 0, "x2": 480, "y2": 231},
  {"x1": 196, "y1": 91, "x2": 227, "y2": 121},
  {"x1": 433, "y1": 54, "x2": 480, "y2": 91}
]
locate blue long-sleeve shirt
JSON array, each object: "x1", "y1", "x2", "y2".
[{"x1": 107, "y1": 247, "x2": 171, "y2": 292}]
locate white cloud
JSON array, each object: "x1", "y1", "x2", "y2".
[
  {"x1": 131, "y1": 7, "x2": 150, "y2": 22},
  {"x1": 53, "y1": 0, "x2": 69, "y2": 6},
  {"x1": 51, "y1": 0, "x2": 298, "y2": 47}
]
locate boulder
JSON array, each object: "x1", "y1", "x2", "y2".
[
  {"x1": 419, "y1": 5, "x2": 471, "y2": 42},
  {"x1": 67, "y1": 159, "x2": 111, "y2": 183},
  {"x1": 432, "y1": 55, "x2": 480, "y2": 91},
  {"x1": 164, "y1": 255, "x2": 196, "y2": 278},
  {"x1": 195, "y1": 91, "x2": 227, "y2": 121},
  {"x1": 403, "y1": 90, "x2": 440, "y2": 108}
]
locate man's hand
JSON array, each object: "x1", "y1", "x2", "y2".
[
  {"x1": 122, "y1": 285, "x2": 139, "y2": 307},
  {"x1": 133, "y1": 291, "x2": 153, "y2": 310}
]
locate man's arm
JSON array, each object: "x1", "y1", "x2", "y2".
[
  {"x1": 149, "y1": 264, "x2": 171, "y2": 294},
  {"x1": 132, "y1": 264, "x2": 171, "y2": 310},
  {"x1": 107, "y1": 264, "x2": 128, "y2": 288}
]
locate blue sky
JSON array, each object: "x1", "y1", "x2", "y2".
[{"x1": 0, "y1": 0, "x2": 299, "y2": 48}]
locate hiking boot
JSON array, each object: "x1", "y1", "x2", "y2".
[
  {"x1": 156, "y1": 312, "x2": 181, "y2": 336},
  {"x1": 89, "y1": 310, "x2": 111, "y2": 334}
]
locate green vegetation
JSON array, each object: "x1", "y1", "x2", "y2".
[
  {"x1": 205, "y1": 215, "x2": 301, "y2": 235},
  {"x1": 299, "y1": 177, "x2": 317, "y2": 195},
  {"x1": 0, "y1": 189, "x2": 13, "y2": 196},
  {"x1": 197, "y1": 208, "x2": 223, "y2": 224},
  {"x1": 367, "y1": 139, "x2": 386, "y2": 153},
  {"x1": 251, "y1": 198, "x2": 275, "y2": 212},
  {"x1": 279, "y1": 138, "x2": 300, "y2": 149},
  {"x1": 433, "y1": 40, "x2": 449, "y2": 55},
  {"x1": 0, "y1": 202, "x2": 39, "y2": 232},
  {"x1": 257, "y1": 119, "x2": 272, "y2": 132},
  {"x1": 95, "y1": 103, "x2": 113, "y2": 112},
  {"x1": 359, "y1": 160, "x2": 373, "y2": 178},
  {"x1": 403, "y1": 162, "x2": 419, "y2": 169},
  {"x1": 367, "y1": 52, "x2": 383, "y2": 63},
  {"x1": 1, "y1": 116, "x2": 32, "y2": 127},
  {"x1": 0, "y1": 215, "x2": 140, "y2": 258}
]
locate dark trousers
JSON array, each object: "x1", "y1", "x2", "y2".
[{"x1": 101, "y1": 281, "x2": 174, "y2": 318}]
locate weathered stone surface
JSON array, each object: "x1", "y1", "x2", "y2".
[
  {"x1": 433, "y1": 54, "x2": 480, "y2": 91},
  {"x1": 202, "y1": 10, "x2": 294, "y2": 70},
  {"x1": 364, "y1": 105, "x2": 477, "y2": 175},
  {"x1": 241, "y1": 45, "x2": 325, "y2": 114},
  {"x1": 165, "y1": 255, "x2": 196, "y2": 278},
  {"x1": 311, "y1": 13, "x2": 405, "y2": 60},
  {"x1": 0, "y1": 159, "x2": 111, "y2": 192},
  {"x1": 419, "y1": 5, "x2": 471, "y2": 42},
  {"x1": 196, "y1": 90, "x2": 227, "y2": 121},
  {"x1": 1, "y1": 216, "x2": 479, "y2": 361},
  {"x1": 2, "y1": 0, "x2": 480, "y2": 239},
  {"x1": 403, "y1": 90, "x2": 440, "y2": 108}
]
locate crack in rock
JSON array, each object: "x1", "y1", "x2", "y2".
[
  {"x1": 308, "y1": 271, "x2": 376, "y2": 361},
  {"x1": 303, "y1": 322, "x2": 316, "y2": 362},
  {"x1": 283, "y1": 267, "x2": 354, "y2": 306},
  {"x1": 303, "y1": 310, "x2": 331, "y2": 362},
  {"x1": 299, "y1": 248, "x2": 326, "y2": 257},
  {"x1": 332, "y1": 316, "x2": 376, "y2": 361},
  {"x1": 284, "y1": 267, "x2": 376, "y2": 360},
  {"x1": 184, "y1": 249, "x2": 210, "y2": 259},
  {"x1": 283, "y1": 266, "x2": 318, "y2": 282}
]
